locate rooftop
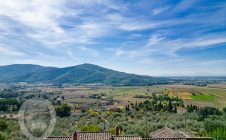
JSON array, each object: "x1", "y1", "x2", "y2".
[{"x1": 150, "y1": 126, "x2": 191, "y2": 138}]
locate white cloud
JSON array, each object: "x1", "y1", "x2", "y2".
[
  {"x1": 0, "y1": 0, "x2": 65, "y2": 32},
  {"x1": 0, "y1": 0, "x2": 225, "y2": 76},
  {"x1": 106, "y1": 13, "x2": 176, "y2": 31},
  {"x1": 141, "y1": 34, "x2": 226, "y2": 57},
  {"x1": 0, "y1": 0, "x2": 69, "y2": 48},
  {"x1": 152, "y1": 7, "x2": 169, "y2": 15},
  {"x1": 0, "y1": 0, "x2": 196, "y2": 50},
  {"x1": 111, "y1": 33, "x2": 226, "y2": 64},
  {"x1": 0, "y1": 46, "x2": 25, "y2": 56},
  {"x1": 119, "y1": 22, "x2": 158, "y2": 31},
  {"x1": 185, "y1": 38, "x2": 226, "y2": 48},
  {"x1": 172, "y1": 0, "x2": 197, "y2": 12},
  {"x1": 0, "y1": 0, "x2": 116, "y2": 48},
  {"x1": 145, "y1": 35, "x2": 165, "y2": 47}
]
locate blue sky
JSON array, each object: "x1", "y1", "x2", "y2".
[{"x1": 0, "y1": 0, "x2": 226, "y2": 76}]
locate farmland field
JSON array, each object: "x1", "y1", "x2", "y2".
[
  {"x1": 56, "y1": 84, "x2": 226, "y2": 109},
  {"x1": 1, "y1": 83, "x2": 226, "y2": 139}
]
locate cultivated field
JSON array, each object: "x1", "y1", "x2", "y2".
[{"x1": 51, "y1": 84, "x2": 226, "y2": 109}]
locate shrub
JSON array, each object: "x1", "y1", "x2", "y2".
[
  {"x1": 80, "y1": 124, "x2": 101, "y2": 132},
  {"x1": 0, "y1": 119, "x2": 7, "y2": 132},
  {"x1": 56, "y1": 104, "x2": 71, "y2": 117},
  {"x1": 0, "y1": 132, "x2": 6, "y2": 140},
  {"x1": 223, "y1": 107, "x2": 226, "y2": 113}
]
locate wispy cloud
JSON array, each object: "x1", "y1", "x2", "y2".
[
  {"x1": 0, "y1": 0, "x2": 225, "y2": 76},
  {"x1": 152, "y1": 7, "x2": 169, "y2": 15},
  {"x1": 109, "y1": 33, "x2": 226, "y2": 67},
  {"x1": 0, "y1": 45, "x2": 25, "y2": 56},
  {"x1": 142, "y1": 34, "x2": 226, "y2": 57},
  {"x1": 145, "y1": 35, "x2": 165, "y2": 47}
]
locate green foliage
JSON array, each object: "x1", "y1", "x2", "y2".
[
  {"x1": 204, "y1": 120, "x2": 226, "y2": 140},
  {"x1": 0, "y1": 99, "x2": 21, "y2": 112},
  {"x1": 133, "y1": 95, "x2": 148, "y2": 99},
  {"x1": 80, "y1": 124, "x2": 101, "y2": 132},
  {"x1": 0, "y1": 119, "x2": 7, "y2": 140},
  {"x1": 30, "y1": 128, "x2": 43, "y2": 137},
  {"x1": 204, "y1": 120, "x2": 226, "y2": 132},
  {"x1": 0, "y1": 132, "x2": 6, "y2": 140},
  {"x1": 136, "y1": 94, "x2": 181, "y2": 113},
  {"x1": 198, "y1": 107, "x2": 222, "y2": 120},
  {"x1": 187, "y1": 104, "x2": 223, "y2": 120},
  {"x1": 192, "y1": 95, "x2": 214, "y2": 101},
  {"x1": 89, "y1": 94, "x2": 101, "y2": 99},
  {"x1": 0, "y1": 89, "x2": 20, "y2": 98},
  {"x1": 0, "y1": 119, "x2": 7, "y2": 132},
  {"x1": 187, "y1": 104, "x2": 198, "y2": 112},
  {"x1": 208, "y1": 128, "x2": 226, "y2": 140},
  {"x1": 56, "y1": 104, "x2": 71, "y2": 117},
  {"x1": 223, "y1": 107, "x2": 226, "y2": 113},
  {"x1": 0, "y1": 64, "x2": 171, "y2": 85},
  {"x1": 2, "y1": 110, "x2": 226, "y2": 139}
]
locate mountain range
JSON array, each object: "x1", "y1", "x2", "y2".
[{"x1": 0, "y1": 64, "x2": 170, "y2": 85}]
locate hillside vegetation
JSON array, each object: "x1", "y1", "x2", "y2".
[{"x1": 0, "y1": 64, "x2": 170, "y2": 85}]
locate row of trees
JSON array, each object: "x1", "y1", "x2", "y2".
[
  {"x1": 0, "y1": 99, "x2": 22, "y2": 112},
  {"x1": 0, "y1": 89, "x2": 20, "y2": 98},
  {"x1": 187, "y1": 104, "x2": 223, "y2": 120},
  {"x1": 129, "y1": 94, "x2": 183, "y2": 113}
]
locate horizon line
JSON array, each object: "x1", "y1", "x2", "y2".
[{"x1": 1, "y1": 63, "x2": 226, "y2": 77}]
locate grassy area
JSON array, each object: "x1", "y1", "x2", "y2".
[
  {"x1": 192, "y1": 94, "x2": 214, "y2": 101},
  {"x1": 162, "y1": 85, "x2": 226, "y2": 109}
]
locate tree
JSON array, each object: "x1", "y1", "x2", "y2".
[
  {"x1": 125, "y1": 105, "x2": 130, "y2": 111},
  {"x1": 198, "y1": 106, "x2": 222, "y2": 120},
  {"x1": 167, "y1": 101, "x2": 173, "y2": 112},
  {"x1": 56, "y1": 104, "x2": 71, "y2": 117},
  {"x1": 0, "y1": 99, "x2": 21, "y2": 112},
  {"x1": 187, "y1": 104, "x2": 198, "y2": 113},
  {"x1": 0, "y1": 119, "x2": 7, "y2": 132},
  {"x1": 0, "y1": 132, "x2": 6, "y2": 140},
  {"x1": 223, "y1": 107, "x2": 226, "y2": 113}
]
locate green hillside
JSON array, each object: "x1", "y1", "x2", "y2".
[{"x1": 0, "y1": 64, "x2": 170, "y2": 85}]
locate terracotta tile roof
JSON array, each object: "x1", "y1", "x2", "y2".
[
  {"x1": 44, "y1": 136, "x2": 72, "y2": 140},
  {"x1": 77, "y1": 131, "x2": 111, "y2": 140},
  {"x1": 150, "y1": 126, "x2": 190, "y2": 138},
  {"x1": 113, "y1": 136, "x2": 142, "y2": 140},
  {"x1": 44, "y1": 131, "x2": 111, "y2": 140}
]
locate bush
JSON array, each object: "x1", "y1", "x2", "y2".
[
  {"x1": 80, "y1": 124, "x2": 101, "y2": 132},
  {"x1": 0, "y1": 132, "x2": 6, "y2": 140},
  {"x1": 198, "y1": 107, "x2": 222, "y2": 120},
  {"x1": 56, "y1": 104, "x2": 71, "y2": 117},
  {"x1": 0, "y1": 119, "x2": 7, "y2": 132},
  {"x1": 223, "y1": 107, "x2": 226, "y2": 113},
  {"x1": 204, "y1": 120, "x2": 226, "y2": 132},
  {"x1": 208, "y1": 128, "x2": 226, "y2": 140}
]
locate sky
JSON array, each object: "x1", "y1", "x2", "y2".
[{"x1": 0, "y1": 0, "x2": 226, "y2": 76}]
